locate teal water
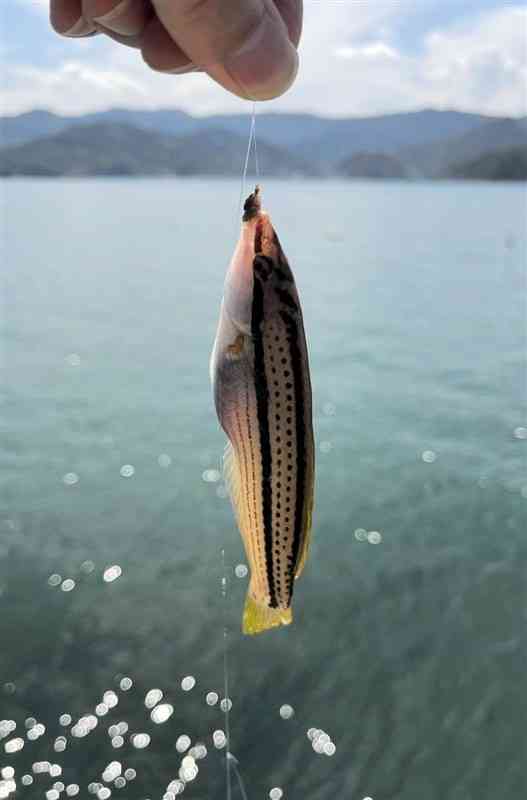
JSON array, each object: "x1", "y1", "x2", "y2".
[{"x1": 1, "y1": 178, "x2": 526, "y2": 799}]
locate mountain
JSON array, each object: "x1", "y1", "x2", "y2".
[
  {"x1": 398, "y1": 118, "x2": 527, "y2": 177},
  {"x1": 0, "y1": 122, "x2": 318, "y2": 177},
  {"x1": 1, "y1": 108, "x2": 524, "y2": 179},
  {"x1": 448, "y1": 146, "x2": 527, "y2": 181},
  {"x1": 158, "y1": 127, "x2": 319, "y2": 176},
  {"x1": 0, "y1": 110, "x2": 68, "y2": 148},
  {"x1": 0, "y1": 108, "x2": 196, "y2": 148},
  {"x1": 1, "y1": 108, "x2": 501, "y2": 162},
  {"x1": 297, "y1": 109, "x2": 493, "y2": 166},
  {"x1": 339, "y1": 152, "x2": 407, "y2": 179},
  {"x1": 0, "y1": 123, "x2": 172, "y2": 176},
  {"x1": 196, "y1": 112, "x2": 333, "y2": 149}
]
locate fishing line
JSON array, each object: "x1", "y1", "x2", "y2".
[
  {"x1": 229, "y1": 753, "x2": 249, "y2": 800},
  {"x1": 221, "y1": 551, "x2": 250, "y2": 800},
  {"x1": 222, "y1": 103, "x2": 260, "y2": 800},
  {"x1": 235, "y1": 102, "x2": 260, "y2": 234},
  {"x1": 221, "y1": 548, "x2": 232, "y2": 800},
  {"x1": 252, "y1": 101, "x2": 260, "y2": 181}
]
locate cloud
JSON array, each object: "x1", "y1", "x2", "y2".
[
  {"x1": 3, "y1": 54, "x2": 216, "y2": 115},
  {"x1": 419, "y1": 6, "x2": 527, "y2": 114},
  {"x1": 335, "y1": 43, "x2": 400, "y2": 62},
  {"x1": 1, "y1": 3, "x2": 526, "y2": 118},
  {"x1": 12, "y1": 60, "x2": 146, "y2": 99},
  {"x1": 276, "y1": 2, "x2": 527, "y2": 118}
]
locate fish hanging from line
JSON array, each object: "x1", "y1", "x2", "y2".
[{"x1": 210, "y1": 186, "x2": 315, "y2": 635}]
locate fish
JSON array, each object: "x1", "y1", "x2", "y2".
[{"x1": 210, "y1": 186, "x2": 315, "y2": 635}]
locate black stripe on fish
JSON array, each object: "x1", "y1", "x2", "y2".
[
  {"x1": 252, "y1": 275, "x2": 278, "y2": 608},
  {"x1": 274, "y1": 265, "x2": 293, "y2": 283},
  {"x1": 275, "y1": 288, "x2": 299, "y2": 312},
  {"x1": 254, "y1": 255, "x2": 273, "y2": 281},
  {"x1": 280, "y1": 310, "x2": 306, "y2": 594}
]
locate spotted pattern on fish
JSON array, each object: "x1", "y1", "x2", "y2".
[
  {"x1": 251, "y1": 275, "x2": 277, "y2": 607},
  {"x1": 250, "y1": 272, "x2": 313, "y2": 610},
  {"x1": 279, "y1": 309, "x2": 307, "y2": 585},
  {"x1": 211, "y1": 187, "x2": 314, "y2": 633}
]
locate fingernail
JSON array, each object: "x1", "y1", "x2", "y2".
[
  {"x1": 93, "y1": 0, "x2": 142, "y2": 36},
  {"x1": 224, "y1": 11, "x2": 299, "y2": 100},
  {"x1": 64, "y1": 17, "x2": 97, "y2": 37}
]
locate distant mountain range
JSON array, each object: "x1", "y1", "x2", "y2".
[
  {"x1": 1, "y1": 108, "x2": 525, "y2": 179},
  {"x1": 0, "y1": 123, "x2": 317, "y2": 177}
]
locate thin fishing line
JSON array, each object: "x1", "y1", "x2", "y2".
[
  {"x1": 230, "y1": 754, "x2": 249, "y2": 800},
  {"x1": 252, "y1": 101, "x2": 260, "y2": 180},
  {"x1": 234, "y1": 103, "x2": 259, "y2": 238},
  {"x1": 243, "y1": 113, "x2": 257, "y2": 193},
  {"x1": 221, "y1": 548, "x2": 232, "y2": 800},
  {"x1": 223, "y1": 104, "x2": 258, "y2": 800},
  {"x1": 237, "y1": 114, "x2": 256, "y2": 218}
]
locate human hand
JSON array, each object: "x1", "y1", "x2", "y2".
[{"x1": 50, "y1": 0, "x2": 302, "y2": 100}]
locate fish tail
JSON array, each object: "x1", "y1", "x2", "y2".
[{"x1": 242, "y1": 593, "x2": 293, "y2": 635}]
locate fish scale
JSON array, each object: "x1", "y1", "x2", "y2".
[
  {"x1": 211, "y1": 186, "x2": 315, "y2": 635},
  {"x1": 264, "y1": 311, "x2": 300, "y2": 606}
]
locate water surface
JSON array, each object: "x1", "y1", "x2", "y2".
[{"x1": 1, "y1": 178, "x2": 526, "y2": 799}]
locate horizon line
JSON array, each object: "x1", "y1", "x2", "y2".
[{"x1": 2, "y1": 105, "x2": 525, "y2": 122}]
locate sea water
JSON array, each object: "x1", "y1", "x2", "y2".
[{"x1": 1, "y1": 178, "x2": 526, "y2": 799}]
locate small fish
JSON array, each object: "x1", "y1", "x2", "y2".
[{"x1": 210, "y1": 186, "x2": 315, "y2": 635}]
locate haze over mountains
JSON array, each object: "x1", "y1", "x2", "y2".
[{"x1": 1, "y1": 108, "x2": 526, "y2": 179}]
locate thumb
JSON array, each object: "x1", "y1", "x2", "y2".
[{"x1": 152, "y1": 0, "x2": 300, "y2": 100}]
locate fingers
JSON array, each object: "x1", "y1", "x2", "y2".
[
  {"x1": 94, "y1": 27, "x2": 145, "y2": 48},
  {"x1": 50, "y1": 0, "x2": 97, "y2": 36},
  {"x1": 82, "y1": 0, "x2": 152, "y2": 37},
  {"x1": 152, "y1": 0, "x2": 299, "y2": 99},
  {"x1": 141, "y1": 16, "x2": 194, "y2": 73},
  {"x1": 50, "y1": 0, "x2": 302, "y2": 99},
  {"x1": 274, "y1": 0, "x2": 303, "y2": 48}
]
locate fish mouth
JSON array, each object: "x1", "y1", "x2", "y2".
[
  {"x1": 242, "y1": 185, "x2": 275, "y2": 258},
  {"x1": 242, "y1": 184, "x2": 261, "y2": 222}
]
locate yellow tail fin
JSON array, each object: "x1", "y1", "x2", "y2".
[{"x1": 242, "y1": 593, "x2": 293, "y2": 635}]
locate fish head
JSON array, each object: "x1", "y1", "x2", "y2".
[
  {"x1": 223, "y1": 186, "x2": 296, "y2": 332},
  {"x1": 223, "y1": 217, "x2": 256, "y2": 335}
]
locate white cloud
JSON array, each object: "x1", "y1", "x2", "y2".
[
  {"x1": 1, "y1": 3, "x2": 526, "y2": 118},
  {"x1": 13, "y1": 61, "x2": 146, "y2": 96},
  {"x1": 419, "y1": 6, "x2": 527, "y2": 114},
  {"x1": 2, "y1": 46, "x2": 219, "y2": 116},
  {"x1": 275, "y1": 3, "x2": 527, "y2": 117},
  {"x1": 335, "y1": 43, "x2": 400, "y2": 62}
]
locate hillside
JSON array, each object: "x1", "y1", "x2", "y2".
[
  {"x1": 399, "y1": 118, "x2": 527, "y2": 177},
  {"x1": 339, "y1": 152, "x2": 407, "y2": 179},
  {"x1": 1, "y1": 108, "x2": 525, "y2": 180},
  {"x1": 448, "y1": 146, "x2": 527, "y2": 181},
  {"x1": 0, "y1": 108, "x2": 196, "y2": 148},
  {"x1": 1, "y1": 108, "x2": 498, "y2": 162},
  {"x1": 0, "y1": 122, "x2": 318, "y2": 177},
  {"x1": 298, "y1": 109, "x2": 493, "y2": 166}
]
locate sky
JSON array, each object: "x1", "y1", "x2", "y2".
[{"x1": 1, "y1": 0, "x2": 526, "y2": 118}]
